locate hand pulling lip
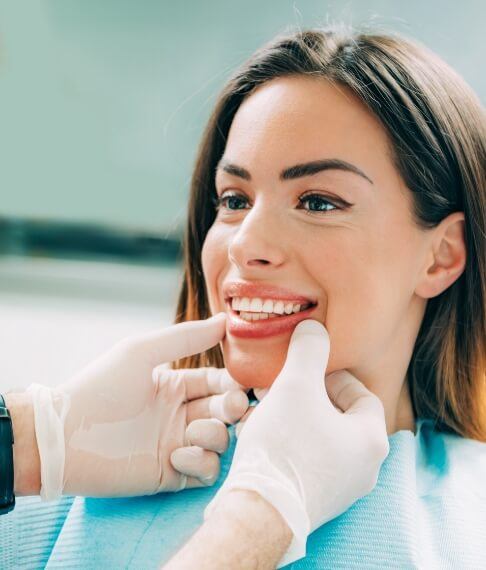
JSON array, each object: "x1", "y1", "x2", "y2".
[{"x1": 223, "y1": 281, "x2": 317, "y2": 305}]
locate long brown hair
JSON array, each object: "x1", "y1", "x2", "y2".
[{"x1": 172, "y1": 26, "x2": 486, "y2": 441}]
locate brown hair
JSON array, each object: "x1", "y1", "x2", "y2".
[{"x1": 172, "y1": 25, "x2": 486, "y2": 441}]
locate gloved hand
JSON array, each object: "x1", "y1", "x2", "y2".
[
  {"x1": 234, "y1": 387, "x2": 268, "y2": 438},
  {"x1": 26, "y1": 313, "x2": 250, "y2": 499},
  {"x1": 204, "y1": 319, "x2": 390, "y2": 568}
]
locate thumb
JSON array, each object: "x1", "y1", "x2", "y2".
[
  {"x1": 273, "y1": 319, "x2": 331, "y2": 404},
  {"x1": 140, "y1": 312, "x2": 227, "y2": 365},
  {"x1": 235, "y1": 406, "x2": 256, "y2": 438},
  {"x1": 253, "y1": 387, "x2": 269, "y2": 401},
  {"x1": 325, "y1": 370, "x2": 386, "y2": 420}
]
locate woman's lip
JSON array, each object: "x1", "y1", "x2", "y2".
[{"x1": 226, "y1": 303, "x2": 318, "y2": 339}]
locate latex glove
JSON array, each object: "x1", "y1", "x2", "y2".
[
  {"x1": 26, "y1": 313, "x2": 250, "y2": 500},
  {"x1": 204, "y1": 319, "x2": 389, "y2": 568},
  {"x1": 234, "y1": 387, "x2": 268, "y2": 438}
]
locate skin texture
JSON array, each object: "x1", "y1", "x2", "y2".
[
  {"x1": 163, "y1": 489, "x2": 292, "y2": 570},
  {"x1": 202, "y1": 76, "x2": 467, "y2": 435},
  {"x1": 4, "y1": 391, "x2": 41, "y2": 495}
]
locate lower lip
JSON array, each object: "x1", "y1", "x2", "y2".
[{"x1": 226, "y1": 303, "x2": 318, "y2": 339}]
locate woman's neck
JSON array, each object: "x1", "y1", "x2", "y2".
[
  {"x1": 392, "y1": 379, "x2": 416, "y2": 435},
  {"x1": 348, "y1": 304, "x2": 422, "y2": 436}
]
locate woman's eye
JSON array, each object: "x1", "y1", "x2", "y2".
[
  {"x1": 212, "y1": 191, "x2": 345, "y2": 215},
  {"x1": 213, "y1": 192, "x2": 249, "y2": 211},
  {"x1": 297, "y1": 193, "x2": 340, "y2": 214}
]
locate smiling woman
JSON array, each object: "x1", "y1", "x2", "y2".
[{"x1": 172, "y1": 26, "x2": 486, "y2": 442}]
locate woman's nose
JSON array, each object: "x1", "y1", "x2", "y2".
[{"x1": 228, "y1": 204, "x2": 287, "y2": 269}]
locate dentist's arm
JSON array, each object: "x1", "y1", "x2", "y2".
[
  {"x1": 5, "y1": 392, "x2": 290, "y2": 570},
  {"x1": 4, "y1": 313, "x2": 250, "y2": 500},
  {"x1": 164, "y1": 488, "x2": 292, "y2": 570},
  {"x1": 4, "y1": 391, "x2": 40, "y2": 495}
]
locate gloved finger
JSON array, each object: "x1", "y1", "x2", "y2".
[
  {"x1": 152, "y1": 361, "x2": 171, "y2": 376},
  {"x1": 152, "y1": 367, "x2": 246, "y2": 402},
  {"x1": 185, "y1": 471, "x2": 235, "y2": 489},
  {"x1": 274, "y1": 319, "x2": 332, "y2": 406},
  {"x1": 329, "y1": 372, "x2": 389, "y2": 461},
  {"x1": 326, "y1": 370, "x2": 385, "y2": 418},
  {"x1": 142, "y1": 312, "x2": 227, "y2": 366},
  {"x1": 253, "y1": 387, "x2": 269, "y2": 400},
  {"x1": 181, "y1": 367, "x2": 246, "y2": 401},
  {"x1": 186, "y1": 418, "x2": 229, "y2": 454},
  {"x1": 152, "y1": 366, "x2": 252, "y2": 401},
  {"x1": 186, "y1": 389, "x2": 249, "y2": 424},
  {"x1": 184, "y1": 476, "x2": 210, "y2": 489},
  {"x1": 170, "y1": 446, "x2": 220, "y2": 486},
  {"x1": 235, "y1": 406, "x2": 256, "y2": 438},
  {"x1": 235, "y1": 388, "x2": 265, "y2": 437}
]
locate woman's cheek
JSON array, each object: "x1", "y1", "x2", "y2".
[{"x1": 201, "y1": 227, "x2": 224, "y2": 313}]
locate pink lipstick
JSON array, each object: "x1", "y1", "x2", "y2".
[{"x1": 223, "y1": 280, "x2": 318, "y2": 339}]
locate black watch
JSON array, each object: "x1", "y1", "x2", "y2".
[{"x1": 0, "y1": 394, "x2": 15, "y2": 514}]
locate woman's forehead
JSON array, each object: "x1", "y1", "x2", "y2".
[
  {"x1": 222, "y1": 77, "x2": 394, "y2": 186},
  {"x1": 226, "y1": 77, "x2": 388, "y2": 158},
  {"x1": 230, "y1": 76, "x2": 382, "y2": 137}
]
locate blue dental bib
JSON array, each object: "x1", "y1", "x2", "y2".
[{"x1": 3, "y1": 418, "x2": 486, "y2": 569}]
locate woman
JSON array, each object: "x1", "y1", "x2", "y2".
[
  {"x1": 22, "y1": 25, "x2": 485, "y2": 569},
  {"x1": 174, "y1": 25, "x2": 485, "y2": 440},
  {"x1": 166, "y1": 24, "x2": 486, "y2": 567}
]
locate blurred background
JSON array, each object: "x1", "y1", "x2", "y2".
[{"x1": 0, "y1": 0, "x2": 484, "y2": 390}]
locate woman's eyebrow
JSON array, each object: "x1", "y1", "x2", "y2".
[{"x1": 215, "y1": 158, "x2": 374, "y2": 185}]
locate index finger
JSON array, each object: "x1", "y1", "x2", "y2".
[
  {"x1": 142, "y1": 313, "x2": 227, "y2": 365},
  {"x1": 326, "y1": 370, "x2": 386, "y2": 419}
]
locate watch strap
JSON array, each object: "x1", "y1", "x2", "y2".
[{"x1": 0, "y1": 394, "x2": 15, "y2": 514}]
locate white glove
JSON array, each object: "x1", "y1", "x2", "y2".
[
  {"x1": 234, "y1": 387, "x2": 268, "y2": 438},
  {"x1": 26, "y1": 313, "x2": 250, "y2": 499},
  {"x1": 204, "y1": 319, "x2": 390, "y2": 568}
]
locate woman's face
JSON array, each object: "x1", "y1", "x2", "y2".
[{"x1": 202, "y1": 76, "x2": 430, "y2": 389}]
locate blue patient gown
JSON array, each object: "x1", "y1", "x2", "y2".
[{"x1": 2, "y1": 418, "x2": 486, "y2": 569}]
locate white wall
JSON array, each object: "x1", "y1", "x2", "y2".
[{"x1": 0, "y1": 257, "x2": 181, "y2": 391}]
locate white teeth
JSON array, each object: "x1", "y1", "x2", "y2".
[
  {"x1": 240, "y1": 312, "x2": 277, "y2": 321},
  {"x1": 239, "y1": 297, "x2": 251, "y2": 311},
  {"x1": 253, "y1": 312, "x2": 269, "y2": 321},
  {"x1": 230, "y1": 296, "x2": 313, "y2": 319},
  {"x1": 262, "y1": 299, "x2": 274, "y2": 313}
]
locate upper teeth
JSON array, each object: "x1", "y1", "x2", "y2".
[{"x1": 231, "y1": 297, "x2": 309, "y2": 314}]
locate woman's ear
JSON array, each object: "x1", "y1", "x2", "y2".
[{"x1": 415, "y1": 211, "x2": 467, "y2": 299}]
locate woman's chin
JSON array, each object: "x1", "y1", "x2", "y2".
[{"x1": 222, "y1": 341, "x2": 286, "y2": 389}]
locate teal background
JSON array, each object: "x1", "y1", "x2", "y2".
[{"x1": 0, "y1": 0, "x2": 484, "y2": 233}]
